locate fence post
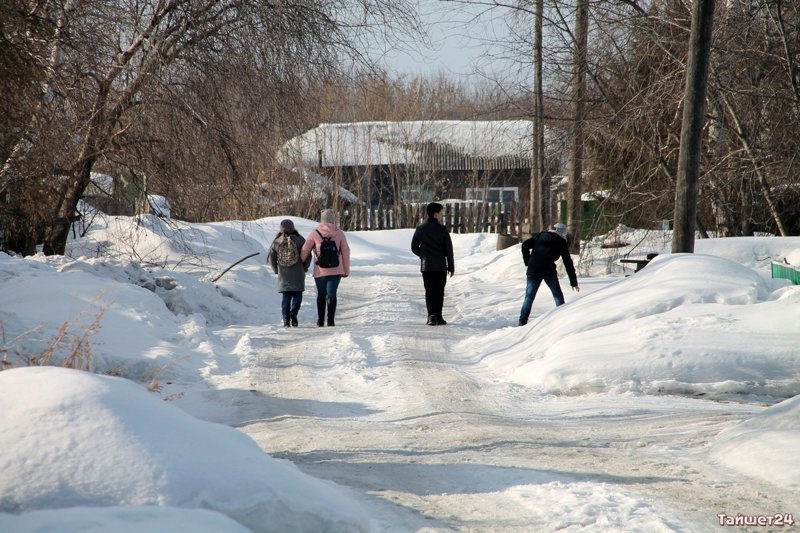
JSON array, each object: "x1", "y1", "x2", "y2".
[
  {"x1": 468, "y1": 202, "x2": 476, "y2": 233},
  {"x1": 511, "y1": 202, "x2": 518, "y2": 238}
]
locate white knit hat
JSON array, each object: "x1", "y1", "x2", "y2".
[
  {"x1": 320, "y1": 209, "x2": 335, "y2": 223},
  {"x1": 553, "y1": 223, "x2": 567, "y2": 238}
]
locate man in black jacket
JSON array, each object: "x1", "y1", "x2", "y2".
[
  {"x1": 518, "y1": 223, "x2": 579, "y2": 326},
  {"x1": 411, "y1": 202, "x2": 455, "y2": 325}
]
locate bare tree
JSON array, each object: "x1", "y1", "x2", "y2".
[{"x1": 1, "y1": 0, "x2": 423, "y2": 256}]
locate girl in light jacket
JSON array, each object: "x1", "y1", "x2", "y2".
[
  {"x1": 268, "y1": 219, "x2": 312, "y2": 327},
  {"x1": 301, "y1": 209, "x2": 350, "y2": 327}
]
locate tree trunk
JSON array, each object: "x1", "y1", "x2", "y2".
[
  {"x1": 0, "y1": 0, "x2": 78, "y2": 195},
  {"x1": 672, "y1": 0, "x2": 715, "y2": 253},
  {"x1": 529, "y1": 0, "x2": 545, "y2": 236},
  {"x1": 567, "y1": 0, "x2": 589, "y2": 254},
  {"x1": 766, "y1": 0, "x2": 800, "y2": 122},
  {"x1": 717, "y1": 80, "x2": 789, "y2": 236},
  {"x1": 42, "y1": 156, "x2": 96, "y2": 255},
  {"x1": 740, "y1": 172, "x2": 754, "y2": 236}
]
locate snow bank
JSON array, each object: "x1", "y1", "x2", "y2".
[
  {"x1": 0, "y1": 253, "x2": 238, "y2": 381},
  {"x1": 693, "y1": 236, "x2": 800, "y2": 271},
  {"x1": 0, "y1": 506, "x2": 249, "y2": 533},
  {"x1": 578, "y1": 227, "x2": 800, "y2": 277},
  {"x1": 473, "y1": 254, "x2": 800, "y2": 398},
  {"x1": 708, "y1": 394, "x2": 800, "y2": 490},
  {"x1": 66, "y1": 214, "x2": 273, "y2": 275},
  {"x1": 0, "y1": 367, "x2": 371, "y2": 532}
]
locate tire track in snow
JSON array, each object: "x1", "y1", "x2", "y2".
[{"x1": 220, "y1": 266, "x2": 800, "y2": 531}]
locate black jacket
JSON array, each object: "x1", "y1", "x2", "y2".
[
  {"x1": 521, "y1": 231, "x2": 578, "y2": 287},
  {"x1": 411, "y1": 217, "x2": 454, "y2": 273}
]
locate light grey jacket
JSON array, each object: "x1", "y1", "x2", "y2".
[{"x1": 268, "y1": 232, "x2": 311, "y2": 292}]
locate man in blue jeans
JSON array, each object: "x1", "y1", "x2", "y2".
[{"x1": 518, "y1": 223, "x2": 579, "y2": 326}]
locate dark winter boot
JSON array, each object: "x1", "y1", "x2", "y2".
[
  {"x1": 290, "y1": 313, "x2": 298, "y2": 327},
  {"x1": 436, "y1": 315, "x2": 447, "y2": 325},
  {"x1": 316, "y1": 298, "x2": 326, "y2": 327},
  {"x1": 326, "y1": 297, "x2": 337, "y2": 327},
  {"x1": 283, "y1": 318, "x2": 291, "y2": 327},
  {"x1": 427, "y1": 315, "x2": 437, "y2": 326}
]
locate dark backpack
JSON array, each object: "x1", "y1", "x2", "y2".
[
  {"x1": 315, "y1": 230, "x2": 340, "y2": 268},
  {"x1": 276, "y1": 234, "x2": 300, "y2": 267}
]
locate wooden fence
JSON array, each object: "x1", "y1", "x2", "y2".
[{"x1": 338, "y1": 202, "x2": 525, "y2": 237}]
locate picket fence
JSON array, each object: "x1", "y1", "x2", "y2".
[{"x1": 337, "y1": 202, "x2": 524, "y2": 237}]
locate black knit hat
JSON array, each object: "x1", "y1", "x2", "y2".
[{"x1": 279, "y1": 219, "x2": 295, "y2": 233}]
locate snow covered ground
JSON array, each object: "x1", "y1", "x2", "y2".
[{"x1": 1, "y1": 214, "x2": 799, "y2": 532}]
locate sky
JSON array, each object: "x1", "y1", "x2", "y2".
[
  {"x1": 379, "y1": 0, "x2": 517, "y2": 78},
  {"x1": 1, "y1": 210, "x2": 799, "y2": 531}
]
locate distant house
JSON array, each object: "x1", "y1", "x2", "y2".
[
  {"x1": 82, "y1": 172, "x2": 170, "y2": 218},
  {"x1": 257, "y1": 168, "x2": 359, "y2": 211},
  {"x1": 82, "y1": 172, "x2": 144, "y2": 216},
  {"x1": 279, "y1": 121, "x2": 565, "y2": 208}
]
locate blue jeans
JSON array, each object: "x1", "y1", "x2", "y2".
[
  {"x1": 519, "y1": 273, "x2": 565, "y2": 323},
  {"x1": 315, "y1": 275, "x2": 342, "y2": 302},
  {"x1": 281, "y1": 291, "x2": 303, "y2": 320}
]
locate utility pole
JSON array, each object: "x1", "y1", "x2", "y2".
[
  {"x1": 566, "y1": 0, "x2": 589, "y2": 254},
  {"x1": 672, "y1": 0, "x2": 715, "y2": 253},
  {"x1": 529, "y1": 0, "x2": 545, "y2": 236}
]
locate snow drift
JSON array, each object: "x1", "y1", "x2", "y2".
[{"x1": 0, "y1": 367, "x2": 371, "y2": 532}]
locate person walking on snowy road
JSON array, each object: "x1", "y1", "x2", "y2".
[
  {"x1": 301, "y1": 209, "x2": 350, "y2": 327},
  {"x1": 411, "y1": 202, "x2": 454, "y2": 326},
  {"x1": 268, "y1": 219, "x2": 311, "y2": 327},
  {"x1": 518, "y1": 223, "x2": 579, "y2": 326}
]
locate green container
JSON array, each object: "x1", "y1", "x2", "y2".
[
  {"x1": 771, "y1": 262, "x2": 800, "y2": 285},
  {"x1": 558, "y1": 199, "x2": 613, "y2": 239}
]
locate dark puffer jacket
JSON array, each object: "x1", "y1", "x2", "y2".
[
  {"x1": 521, "y1": 231, "x2": 578, "y2": 287},
  {"x1": 411, "y1": 217, "x2": 454, "y2": 273}
]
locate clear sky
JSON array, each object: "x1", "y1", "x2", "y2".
[{"x1": 378, "y1": 0, "x2": 517, "y2": 78}]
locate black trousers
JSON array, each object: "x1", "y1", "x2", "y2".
[{"x1": 422, "y1": 271, "x2": 448, "y2": 317}]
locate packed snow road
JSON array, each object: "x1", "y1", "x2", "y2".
[{"x1": 195, "y1": 262, "x2": 798, "y2": 532}]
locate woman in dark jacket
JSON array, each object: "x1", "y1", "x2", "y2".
[{"x1": 268, "y1": 219, "x2": 312, "y2": 327}]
